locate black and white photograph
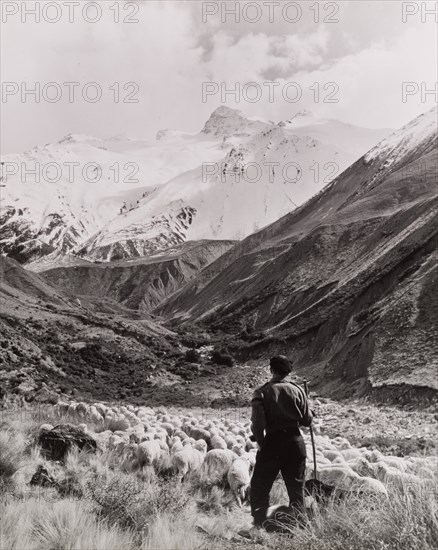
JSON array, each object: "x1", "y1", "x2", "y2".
[{"x1": 0, "y1": 1, "x2": 437, "y2": 548}]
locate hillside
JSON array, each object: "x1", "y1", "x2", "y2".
[
  {"x1": 156, "y1": 107, "x2": 438, "y2": 399},
  {"x1": 0, "y1": 255, "x2": 185, "y2": 402},
  {"x1": 42, "y1": 240, "x2": 235, "y2": 313}
]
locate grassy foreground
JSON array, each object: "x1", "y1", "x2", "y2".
[{"x1": 0, "y1": 407, "x2": 437, "y2": 550}]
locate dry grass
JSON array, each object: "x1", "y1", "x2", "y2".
[
  {"x1": 260, "y1": 482, "x2": 438, "y2": 550},
  {"x1": 0, "y1": 409, "x2": 437, "y2": 550},
  {"x1": 0, "y1": 422, "x2": 27, "y2": 493},
  {"x1": 1, "y1": 499, "x2": 135, "y2": 550}
]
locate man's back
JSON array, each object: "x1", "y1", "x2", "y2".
[
  {"x1": 249, "y1": 357, "x2": 313, "y2": 528},
  {"x1": 251, "y1": 376, "x2": 312, "y2": 444}
]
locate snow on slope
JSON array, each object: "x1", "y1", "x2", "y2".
[
  {"x1": 0, "y1": 129, "x2": 228, "y2": 263},
  {"x1": 77, "y1": 108, "x2": 391, "y2": 261},
  {"x1": 1, "y1": 106, "x2": 392, "y2": 264},
  {"x1": 364, "y1": 106, "x2": 438, "y2": 166}
]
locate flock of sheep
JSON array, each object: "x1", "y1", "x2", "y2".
[{"x1": 45, "y1": 401, "x2": 436, "y2": 505}]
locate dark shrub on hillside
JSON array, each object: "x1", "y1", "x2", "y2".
[
  {"x1": 184, "y1": 348, "x2": 201, "y2": 363},
  {"x1": 211, "y1": 348, "x2": 234, "y2": 367}
]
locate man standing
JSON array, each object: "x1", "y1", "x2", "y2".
[{"x1": 250, "y1": 355, "x2": 313, "y2": 529}]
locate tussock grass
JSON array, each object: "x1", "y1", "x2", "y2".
[
  {"x1": 88, "y1": 469, "x2": 191, "y2": 534},
  {"x1": 1, "y1": 410, "x2": 437, "y2": 550},
  {"x1": 140, "y1": 513, "x2": 201, "y2": 550},
  {"x1": 0, "y1": 500, "x2": 35, "y2": 550},
  {"x1": 0, "y1": 423, "x2": 26, "y2": 492},
  {"x1": 263, "y1": 483, "x2": 438, "y2": 550},
  {"x1": 1, "y1": 499, "x2": 135, "y2": 550}
]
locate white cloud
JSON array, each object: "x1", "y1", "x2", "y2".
[{"x1": 1, "y1": 0, "x2": 436, "y2": 152}]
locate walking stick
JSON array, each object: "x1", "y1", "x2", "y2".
[{"x1": 303, "y1": 380, "x2": 317, "y2": 481}]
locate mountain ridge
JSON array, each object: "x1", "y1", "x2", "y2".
[
  {"x1": 1, "y1": 108, "x2": 391, "y2": 265},
  {"x1": 155, "y1": 107, "x2": 438, "y2": 397}
]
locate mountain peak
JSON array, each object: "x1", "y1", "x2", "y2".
[
  {"x1": 202, "y1": 107, "x2": 244, "y2": 134},
  {"x1": 209, "y1": 106, "x2": 243, "y2": 119},
  {"x1": 201, "y1": 106, "x2": 266, "y2": 137}
]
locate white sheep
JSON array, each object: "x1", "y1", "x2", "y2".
[
  {"x1": 136, "y1": 440, "x2": 162, "y2": 466},
  {"x1": 172, "y1": 446, "x2": 206, "y2": 478},
  {"x1": 354, "y1": 477, "x2": 388, "y2": 496},
  {"x1": 379, "y1": 456, "x2": 409, "y2": 472},
  {"x1": 225, "y1": 435, "x2": 238, "y2": 450},
  {"x1": 373, "y1": 462, "x2": 422, "y2": 491},
  {"x1": 347, "y1": 457, "x2": 375, "y2": 478},
  {"x1": 322, "y1": 449, "x2": 344, "y2": 462},
  {"x1": 341, "y1": 448, "x2": 363, "y2": 462},
  {"x1": 170, "y1": 439, "x2": 184, "y2": 454},
  {"x1": 211, "y1": 434, "x2": 227, "y2": 450},
  {"x1": 156, "y1": 439, "x2": 169, "y2": 453},
  {"x1": 200, "y1": 449, "x2": 238, "y2": 485},
  {"x1": 317, "y1": 466, "x2": 360, "y2": 491},
  {"x1": 89, "y1": 406, "x2": 103, "y2": 425},
  {"x1": 227, "y1": 457, "x2": 251, "y2": 507},
  {"x1": 194, "y1": 440, "x2": 208, "y2": 453}
]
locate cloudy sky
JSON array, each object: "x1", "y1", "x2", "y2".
[{"x1": 1, "y1": 0, "x2": 437, "y2": 153}]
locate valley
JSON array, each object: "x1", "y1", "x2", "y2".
[{"x1": 0, "y1": 107, "x2": 437, "y2": 410}]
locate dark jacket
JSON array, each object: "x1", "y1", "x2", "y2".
[{"x1": 251, "y1": 374, "x2": 313, "y2": 445}]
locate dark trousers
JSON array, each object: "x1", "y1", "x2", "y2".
[{"x1": 250, "y1": 430, "x2": 306, "y2": 524}]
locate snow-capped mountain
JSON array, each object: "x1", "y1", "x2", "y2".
[
  {"x1": 75, "y1": 108, "x2": 392, "y2": 261},
  {"x1": 364, "y1": 106, "x2": 438, "y2": 166},
  {"x1": 1, "y1": 107, "x2": 391, "y2": 264},
  {"x1": 0, "y1": 129, "x2": 229, "y2": 264}
]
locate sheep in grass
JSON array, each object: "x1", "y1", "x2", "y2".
[
  {"x1": 317, "y1": 466, "x2": 361, "y2": 492},
  {"x1": 379, "y1": 456, "x2": 409, "y2": 472},
  {"x1": 322, "y1": 449, "x2": 344, "y2": 462},
  {"x1": 200, "y1": 449, "x2": 238, "y2": 486},
  {"x1": 53, "y1": 401, "x2": 69, "y2": 418},
  {"x1": 347, "y1": 456, "x2": 375, "y2": 478},
  {"x1": 136, "y1": 440, "x2": 162, "y2": 467},
  {"x1": 341, "y1": 448, "x2": 363, "y2": 462},
  {"x1": 354, "y1": 477, "x2": 388, "y2": 497},
  {"x1": 171, "y1": 444, "x2": 206, "y2": 479},
  {"x1": 373, "y1": 462, "x2": 422, "y2": 491},
  {"x1": 89, "y1": 406, "x2": 103, "y2": 425},
  {"x1": 227, "y1": 458, "x2": 251, "y2": 507}
]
